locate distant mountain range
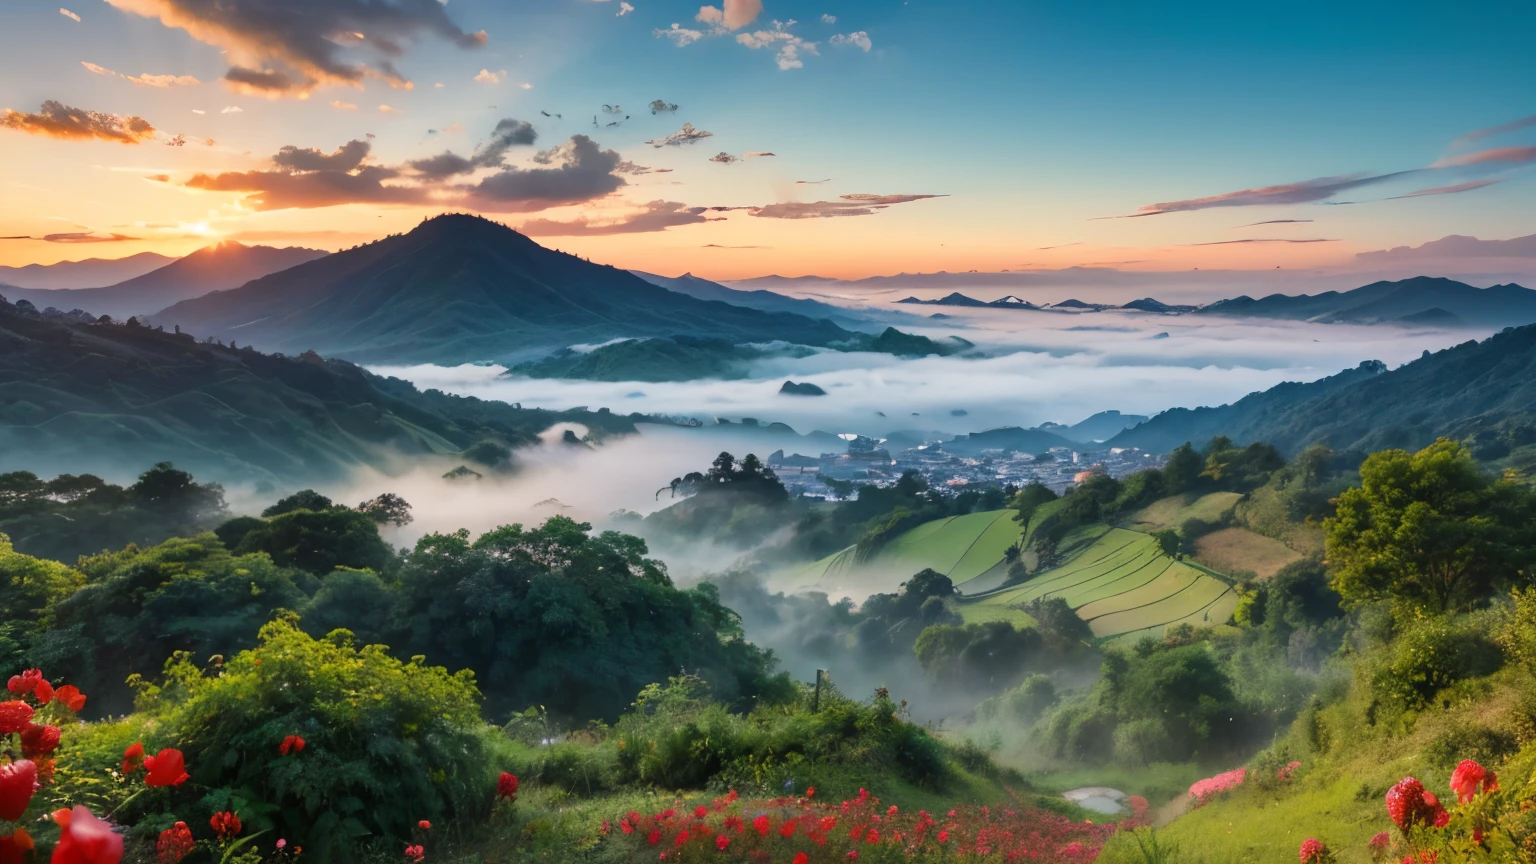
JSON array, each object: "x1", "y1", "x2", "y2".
[
  {"x1": 896, "y1": 293, "x2": 1196, "y2": 313},
  {"x1": 1, "y1": 242, "x2": 326, "y2": 320},
  {"x1": 1108, "y1": 322, "x2": 1536, "y2": 454},
  {"x1": 0, "y1": 293, "x2": 641, "y2": 487},
  {"x1": 1039, "y1": 410, "x2": 1150, "y2": 443},
  {"x1": 153, "y1": 215, "x2": 862, "y2": 365},
  {"x1": 1192, "y1": 276, "x2": 1536, "y2": 328},
  {"x1": 0, "y1": 251, "x2": 173, "y2": 291},
  {"x1": 631, "y1": 271, "x2": 870, "y2": 329}
]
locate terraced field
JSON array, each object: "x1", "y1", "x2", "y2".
[
  {"x1": 957, "y1": 528, "x2": 1236, "y2": 641},
  {"x1": 784, "y1": 509, "x2": 1023, "y2": 599}
]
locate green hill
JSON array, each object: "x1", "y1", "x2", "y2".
[
  {"x1": 786, "y1": 509, "x2": 1023, "y2": 599},
  {"x1": 0, "y1": 296, "x2": 640, "y2": 486}
]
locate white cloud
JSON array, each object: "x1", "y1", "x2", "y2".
[
  {"x1": 59, "y1": 7, "x2": 81, "y2": 22},
  {"x1": 220, "y1": 105, "x2": 243, "y2": 113},
  {"x1": 192, "y1": 109, "x2": 206, "y2": 114},
  {"x1": 434, "y1": 82, "x2": 445, "y2": 88},
  {"x1": 654, "y1": 23, "x2": 704, "y2": 46},
  {"x1": 736, "y1": 21, "x2": 818, "y2": 70},
  {"x1": 474, "y1": 68, "x2": 506, "y2": 84},
  {"x1": 830, "y1": 31, "x2": 872, "y2": 51},
  {"x1": 519, "y1": 82, "x2": 534, "y2": 90},
  {"x1": 378, "y1": 104, "x2": 403, "y2": 114},
  {"x1": 618, "y1": 2, "x2": 635, "y2": 15},
  {"x1": 330, "y1": 100, "x2": 358, "y2": 110},
  {"x1": 821, "y1": 13, "x2": 836, "y2": 23}
]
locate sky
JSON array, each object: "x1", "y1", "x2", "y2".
[{"x1": 2, "y1": 0, "x2": 1534, "y2": 280}]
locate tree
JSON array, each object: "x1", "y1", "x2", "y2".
[
  {"x1": 263, "y1": 489, "x2": 337, "y2": 517},
  {"x1": 1325, "y1": 438, "x2": 1533, "y2": 613},
  {"x1": 237, "y1": 508, "x2": 395, "y2": 575},
  {"x1": 1154, "y1": 529, "x2": 1181, "y2": 558},
  {"x1": 130, "y1": 462, "x2": 226, "y2": 524},
  {"x1": 356, "y1": 492, "x2": 413, "y2": 527},
  {"x1": 1161, "y1": 443, "x2": 1203, "y2": 495},
  {"x1": 1011, "y1": 482, "x2": 1058, "y2": 529}
]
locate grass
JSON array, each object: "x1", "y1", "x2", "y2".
[
  {"x1": 1126, "y1": 492, "x2": 1243, "y2": 533},
  {"x1": 957, "y1": 527, "x2": 1237, "y2": 641},
  {"x1": 1192, "y1": 527, "x2": 1304, "y2": 580},
  {"x1": 783, "y1": 509, "x2": 1023, "y2": 598}
]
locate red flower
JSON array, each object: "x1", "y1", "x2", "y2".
[
  {"x1": 715, "y1": 835, "x2": 730, "y2": 851},
  {"x1": 1386, "y1": 777, "x2": 1425, "y2": 833},
  {"x1": 793, "y1": 854, "x2": 809, "y2": 864},
  {"x1": 279, "y1": 735, "x2": 306, "y2": 756},
  {"x1": 155, "y1": 822, "x2": 195, "y2": 864},
  {"x1": 53, "y1": 685, "x2": 86, "y2": 713},
  {"x1": 779, "y1": 821, "x2": 797, "y2": 839},
  {"x1": 1369, "y1": 832, "x2": 1389, "y2": 851},
  {"x1": 694, "y1": 806, "x2": 708, "y2": 819},
  {"x1": 53, "y1": 807, "x2": 123, "y2": 864},
  {"x1": 620, "y1": 820, "x2": 634, "y2": 835},
  {"x1": 647, "y1": 830, "x2": 661, "y2": 846},
  {"x1": 20, "y1": 724, "x2": 61, "y2": 759},
  {"x1": 0, "y1": 829, "x2": 34, "y2": 864},
  {"x1": 122, "y1": 742, "x2": 145, "y2": 775},
  {"x1": 417, "y1": 820, "x2": 431, "y2": 831},
  {"x1": 403, "y1": 845, "x2": 425, "y2": 863},
  {"x1": 0, "y1": 761, "x2": 38, "y2": 822},
  {"x1": 865, "y1": 828, "x2": 879, "y2": 845},
  {"x1": 937, "y1": 830, "x2": 950, "y2": 844},
  {"x1": 752, "y1": 815, "x2": 770, "y2": 836},
  {"x1": 496, "y1": 772, "x2": 519, "y2": 800},
  {"x1": 210, "y1": 811, "x2": 242, "y2": 839},
  {"x1": 1450, "y1": 760, "x2": 1498, "y2": 804},
  {"x1": 806, "y1": 787, "x2": 815, "y2": 799},
  {"x1": 674, "y1": 831, "x2": 690, "y2": 848},
  {"x1": 846, "y1": 854, "x2": 858, "y2": 862},
  {"x1": 0, "y1": 701, "x2": 34, "y2": 735},
  {"x1": 143, "y1": 748, "x2": 189, "y2": 787},
  {"x1": 32, "y1": 680, "x2": 53, "y2": 706},
  {"x1": 5, "y1": 671, "x2": 41, "y2": 697},
  {"x1": 1299, "y1": 838, "x2": 1326, "y2": 863}
]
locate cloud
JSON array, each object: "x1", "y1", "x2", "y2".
[
  {"x1": 618, "y1": 2, "x2": 634, "y2": 15},
  {"x1": 104, "y1": 0, "x2": 487, "y2": 98},
  {"x1": 182, "y1": 137, "x2": 428, "y2": 209},
  {"x1": 81, "y1": 61, "x2": 200, "y2": 87},
  {"x1": 407, "y1": 118, "x2": 537, "y2": 180},
  {"x1": 1385, "y1": 179, "x2": 1502, "y2": 200},
  {"x1": 748, "y1": 193, "x2": 947, "y2": 219},
  {"x1": 1430, "y1": 146, "x2": 1536, "y2": 168},
  {"x1": 460, "y1": 134, "x2": 627, "y2": 212},
  {"x1": 796, "y1": 178, "x2": 830, "y2": 184},
  {"x1": 1123, "y1": 172, "x2": 1414, "y2": 217},
  {"x1": 379, "y1": 104, "x2": 403, "y2": 114},
  {"x1": 1355, "y1": 233, "x2": 1536, "y2": 263},
  {"x1": 43, "y1": 232, "x2": 140, "y2": 243},
  {"x1": 655, "y1": 23, "x2": 704, "y2": 46},
  {"x1": 829, "y1": 31, "x2": 871, "y2": 51},
  {"x1": 735, "y1": 21, "x2": 818, "y2": 70},
  {"x1": 696, "y1": 0, "x2": 762, "y2": 30},
  {"x1": 1235, "y1": 219, "x2": 1313, "y2": 227},
  {"x1": 821, "y1": 13, "x2": 836, "y2": 23},
  {"x1": 474, "y1": 68, "x2": 505, "y2": 84},
  {"x1": 518, "y1": 200, "x2": 719, "y2": 236},
  {"x1": 274, "y1": 139, "x2": 371, "y2": 171},
  {"x1": 709, "y1": 152, "x2": 740, "y2": 164},
  {"x1": 745, "y1": 151, "x2": 775, "y2": 158},
  {"x1": 60, "y1": 8, "x2": 81, "y2": 22},
  {"x1": 220, "y1": 105, "x2": 243, "y2": 113},
  {"x1": 646, "y1": 122, "x2": 713, "y2": 147},
  {"x1": 330, "y1": 100, "x2": 357, "y2": 110},
  {"x1": 1, "y1": 100, "x2": 156, "y2": 144},
  {"x1": 1452, "y1": 114, "x2": 1536, "y2": 146},
  {"x1": 1181, "y1": 238, "x2": 1340, "y2": 246},
  {"x1": 649, "y1": 100, "x2": 679, "y2": 114},
  {"x1": 1036, "y1": 242, "x2": 1081, "y2": 250},
  {"x1": 615, "y1": 160, "x2": 671, "y2": 175}
]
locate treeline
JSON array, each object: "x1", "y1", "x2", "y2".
[{"x1": 1, "y1": 466, "x2": 787, "y2": 722}]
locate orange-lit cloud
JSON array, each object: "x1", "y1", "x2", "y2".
[
  {"x1": 104, "y1": 0, "x2": 488, "y2": 97},
  {"x1": 81, "y1": 62, "x2": 200, "y2": 87},
  {"x1": 748, "y1": 194, "x2": 947, "y2": 219},
  {"x1": 518, "y1": 200, "x2": 720, "y2": 236},
  {"x1": 1, "y1": 101, "x2": 156, "y2": 144}
]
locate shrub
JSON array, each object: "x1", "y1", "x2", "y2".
[
  {"x1": 1369, "y1": 615, "x2": 1504, "y2": 712},
  {"x1": 142, "y1": 616, "x2": 495, "y2": 861}
]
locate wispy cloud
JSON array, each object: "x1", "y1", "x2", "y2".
[
  {"x1": 1235, "y1": 219, "x2": 1313, "y2": 227},
  {"x1": 59, "y1": 8, "x2": 81, "y2": 22},
  {"x1": 81, "y1": 61, "x2": 200, "y2": 87},
  {"x1": 654, "y1": 23, "x2": 704, "y2": 46},
  {"x1": 646, "y1": 123, "x2": 713, "y2": 147},
  {"x1": 1, "y1": 100, "x2": 156, "y2": 144},
  {"x1": 1180, "y1": 238, "x2": 1340, "y2": 246},
  {"x1": 749, "y1": 193, "x2": 947, "y2": 219},
  {"x1": 518, "y1": 200, "x2": 720, "y2": 236},
  {"x1": 829, "y1": 31, "x2": 872, "y2": 51},
  {"x1": 1430, "y1": 146, "x2": 1536, "y2": 168},
  {"x1": 1451, "y1": 114, "x2": 1536, "y2": 147},
  {"x1": 1386, "y1": 179, "x2": 1502, "y2": 200},
  {"x1": 1118, "y1": 172, "x2": 1414, "y2": 217}
]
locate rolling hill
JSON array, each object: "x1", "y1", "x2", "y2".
[
  {"x1": 1, "y1": 241, "x2": 327, "y2": 320},
  {"x1": 0, "y1": 294, "x2": 641, "y2": 487},
  {"x1": 1195, "y1": 276, "x2": 1536, "y2": 328},
  {"x1": 0, "y1": 251, "x2": 173, "y2": 291},
  {"x1": 1108, "y1": 320, "x2": 1536, "y2": 455},
  {"x1": 153, "y1": 214, "x2": 860, "y2": 365},
  {"x1": 631, "y1": 270, "x2": 869, "y2": 328}
]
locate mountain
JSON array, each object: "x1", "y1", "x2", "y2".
[
  {"x1": 1037, "y1": 410, "x2": 1149, "y2": 443},
  {"x1": 1, "y1": 242, "x2": 328, "y2": 320},
  {"x1": 1195, "y1": 276, "x2": 1536, "y2": 328},
  {"x1": 1117, "y1": 298, "x2": 1196, "y2": 314},
  {"x1": 0, "y1": 293, "x2": 641, "y2": 487},
  {"x1": 1048, "y1": 299, "x2": 1107, "y2": 311},
  {"x1": 509, "y1": 336, "x2": 770, "y2": 382},
  {"x1": 780, "y1": 381, "x2": 827, "y2": 396},
  {"x1": 0, "y1": 252, "x2": 173, "y2": 291},
  {"x1": 153, "y1": 215, "x2": 859, "y2": 365},
  {"x1": 896, "y1": 292, "x2": 1043, "y2": 310},
  {"x1": 631, "y1": 271, "x2": 867, "y2": 327},
  {"x1": 1108, "y1": 323, "x2": 1536, "y2": 455},
  {"x1": 944, "y1": 426, "x2": 1078, "y2": 456}
]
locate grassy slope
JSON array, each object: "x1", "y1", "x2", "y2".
[
  {"x1": 1194, "y1": 527, "x2": 1304, "y2": 580},
  {"x1": 783, "y1": 509, "x2": 1021, "y2": 598},
  {"x1": 1125, "y1": 492, "x2": 1244, "y2": 533}
]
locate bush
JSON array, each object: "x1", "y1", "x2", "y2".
[
  {"x1": 1369, "y1": 615, "x2": 1504, "y2": 712},
  {"x1": 142, "y1": 616, "x2": 496, "y2": 861},
  {"x1": 235, "y1": 507, "x2": 394, "y2": 575}
]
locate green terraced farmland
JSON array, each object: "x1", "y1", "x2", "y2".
[
  {"x1": 783, "y1": 509, "x2": 1023, "y2": 598},
  {"x1": 956, "y1": 527, "x2": 1236, "y2": 641}
]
